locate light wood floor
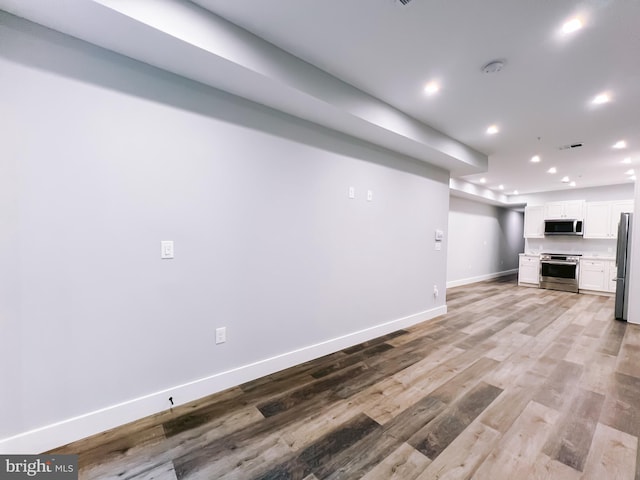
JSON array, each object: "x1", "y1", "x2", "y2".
[{"x1": 51, "y1": 276, "x2": 640, "y2": 479}]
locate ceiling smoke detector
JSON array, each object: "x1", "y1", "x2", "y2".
[{"x1": 482, "y1": 60, "x2": 505, "y2": 74}]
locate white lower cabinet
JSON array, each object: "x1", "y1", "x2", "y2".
[
  {"x1": 579, "y1": 260, "x2": 606, "y2": 291},
  {"x1": 579, "y1": 259, "x2": 617, "y2": 293},
  {"x1": 518, "y1": 255, "x2": 540, "y2": 286}
]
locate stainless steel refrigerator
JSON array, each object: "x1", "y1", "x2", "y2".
[{"x1": 615, "y1": 212, "x2": 632, "y2": 320}]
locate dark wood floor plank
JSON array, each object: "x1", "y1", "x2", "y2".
[
  {"x1": 257, "y1": 363, "x2": 370, "y2": 417},
  {"x1": 408, "y1": 381, "x2": 503, "y2": 460},
  {"x1": 254, "y1": 413, "x2": 380, "y2": 480},
  {"x1": 239, "y1": 351, "x2": 347, "y2": 394},
  {"x1": 341, "y1": 330, "x2": 408, "y2": 354},
  {"x1": 359, "y1": 442, "x2": 431, "y2": 480},
  {"x1": 382, "y1": 396, "x2": 447, "y2": 441},
  {"x1": 542, "y1": 388, "x2": 605, "y2": 471},
  {"x1": 309, "y1": 343, "x2": 394, "y2": 379},
  {"x1": 315, "y1": 429, "x2": 401, "y2": 480}
]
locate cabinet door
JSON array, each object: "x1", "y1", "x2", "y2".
[
  {"x1": 518, "y1": 257, "x2": 539, "y2": 284},
  {"x1": 544, "y1": 203, "x2": 565, "y2": 219},
  {"x1": 524, "y1": 206, "x2": 545, "y2": 238},
  {"x1": 584, "y1": 202, "x2": 611, "y2": 238},
  {"x1": 544, "y1": 200, "x2": 585, "y2": 220},
  {"x1": 563, "y1": 201, "x2": 585, "y2": 220},
  {"x1": 610, "y1": 200, "x2": 634, "y2": 238},
  {"x1": 579, "y1": 260, "x2": 606, "y2": 291}
]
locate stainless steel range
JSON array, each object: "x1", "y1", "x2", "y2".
[{"x1": 539, "y1": 253, "x2": 581, "y2": 293}]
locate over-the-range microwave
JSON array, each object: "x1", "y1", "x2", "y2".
[{"x1": 544, "y1": 219, "x2": 583, "y2": 236}]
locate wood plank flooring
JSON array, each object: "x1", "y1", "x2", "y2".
[{"x1": 50, "y1": 276, "x2": 640, "y2": 479}]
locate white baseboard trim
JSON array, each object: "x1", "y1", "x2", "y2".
[
  {"x1": 446, "y1": 269, "x2": 518, "y2": 289},
  {"x1": 0, "y1": 305, "x2": 446, "y2": 454}
]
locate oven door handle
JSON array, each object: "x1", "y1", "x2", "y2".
[{"x1": 541, "y1": 260, "x2": 578, "y2": 266}]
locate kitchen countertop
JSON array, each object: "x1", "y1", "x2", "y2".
[
  {"x1": 520, "y1": 253, "x2": 615, "y2": 261},
  {"x1": 581, "y1": 255, "x2": 615, "y2": 261}
]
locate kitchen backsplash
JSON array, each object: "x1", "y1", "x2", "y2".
[{"x1": 525, "y1": 237, "x2": 616, "y2": 257}]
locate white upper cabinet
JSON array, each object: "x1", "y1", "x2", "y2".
[
  {"x1": 584, "y1": 200, "x2": 633, "y2": 239},
  {"x1": 543, "y1": 200, "x2": 585, "y2": 220},
  {"x1": 610, "y1": 200, "x2": 634, "y2": 235},
  {"x1": 584, "y1": 202, "x2": 612, "y2": 238},
  {"x1": 524, "y1": 205, "x2": 544, "y2": 238}
]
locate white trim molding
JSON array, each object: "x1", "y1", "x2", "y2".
[
  {"x1": 446, "y1": 269, "x2": 518, "y2": 289},
  {"x1": 0, "y1": 305, "x2": 446, "y2": 454}
]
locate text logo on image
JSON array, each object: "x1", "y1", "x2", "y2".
[{"x1": 0, "y1": 455, "x2": 78, "y2": 480}]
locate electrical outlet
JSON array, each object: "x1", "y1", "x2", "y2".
[
  {"x1": 216, "y1": 327, "x2": 227, "y2": 344},
  {"x1": 348, "y1": 186, "x2": 355, "y2": 199},
  {"x1": 433, "y1": 285, "x2": 439, "y2": 297}
]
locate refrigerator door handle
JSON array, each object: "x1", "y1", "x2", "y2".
[{"x1": 616, "y1": 222, "x2": 624, "y2": 267}]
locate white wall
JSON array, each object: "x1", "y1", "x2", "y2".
[
  {"x1": 447, "y1": 195, "x2": 524, "y2": 287},
  {"x1": 0, "y1": 14, "x2": 449, "y2": 452},
  {"x1": 627, "y1": 183, "x2": 640, "y2": 324}
]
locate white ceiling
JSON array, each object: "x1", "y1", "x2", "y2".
[
  {"x1": 2, "y1": 0, "x2": 639, "y2": 197},
  {"x1": 193, "y1": 0, "x2": 640, "y2": 195}
]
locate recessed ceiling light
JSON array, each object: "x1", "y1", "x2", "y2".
[
  {"x1": 548, "y1": 167, "x2": 557, "y2": 174},
  {"x1": 592, "y1": 92, "x2": 611, "y2": 105},
  {"x1": 424, "y1": 81, "x2": 440, "y2": 95},
  {"x1": 626, "y1": 169, "x2": 635, "y2": 175},
  {"x1": 498, "y1": 184, "x2": 504, "y2": 190},
  {"x1": 561, "y1": 176, "x2": 570, "y2": 183},
  {"x1": 613, "y1": 140, "x2": 627, "y2": 149},
  {"x1": 569, "y1": 181, "x2": 577, "y2": 187},
  {"x1": 622, "y1": 157, "x2": 632, "y2": 164},
  {"x1": 513, "y1": 190, "x2": 519, "y2": 195},
  {"x1": 479, "y1": 177, "x2": 486, "y2": 184},
  {"x1": 531, "y1": 155, "x2": 541, "y2": 163},
  {"x1": 486, "y1": 125, "x2": 499, "y2": 135},
  {"x1": 562, "y1": 17, "x2": 583, "y2": 35}
]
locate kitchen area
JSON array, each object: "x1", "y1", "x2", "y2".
[{"x1": 519, "y1": 198, "x2": 633, "y2": 319}]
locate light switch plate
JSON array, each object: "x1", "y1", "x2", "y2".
[
  {"x1": 216, "y1": 327, "x2": 227, "y2": 344},
  {"x1": 161, "y1": 240, "x2": 174, "y2": 259}
]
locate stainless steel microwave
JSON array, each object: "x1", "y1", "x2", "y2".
[{"x1": 544, "y1": 219, "x2": 583, "y2": 236}]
